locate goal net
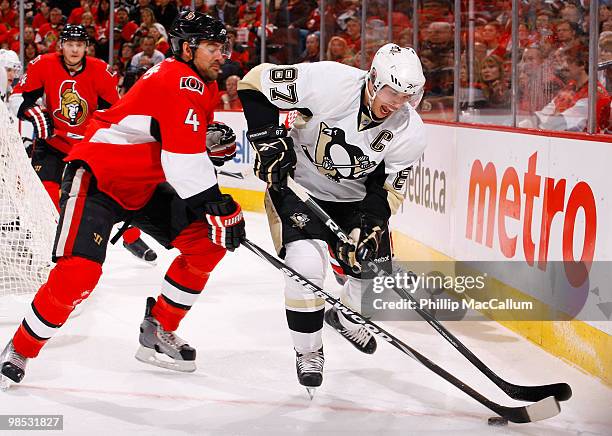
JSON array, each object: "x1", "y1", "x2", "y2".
[{"x1": 0, "y1": 100, "x2": 57, "y2": 310}]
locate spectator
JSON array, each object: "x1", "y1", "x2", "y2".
[
  {"x1": 148, "y1": 23, "x2": 169, "y2": 56},
  {"x1": 342, "y1": 16, "x2": 361, "y2": 52},
  {"x1": 217, "y1": 75, "x2": 242, "y2": 110},
  {"x1": 96, "y1": 0, "x2": 110, "y2": 28},
  {"x1": 68, "y1": 0, "x2": 94, "y2": 25},
  {"x1": 326, "y1": 35, "x2": 354, "y2": 65},
  {"x1": 80, "y1": 11, "x2": 94, "y2": 28},
  {"x1": 599, "y1": 33, "x2": 612, "y2": 93},
  {"x1": 35, "y1": 7, "x2": 63, "y2": 53},
  {"x1": 116, "y1": 6, "x2": 139, "y2": 44},
  {"x1": 0, "y1": 0, "x2": 17, "y2": 30},
  {"x1": 23, "y1": 41, "x2": 38, "y2": 65},
  {"x1": 555, "y1": 20, "x2": 580, "y2": 51},
  {"x1": 224, "y1": 26, "x2": 248, "y2": 73},
  {"x1": 534, "y1": 47, "x2": 610, "y2": 132},
  {"x1": 480, "y1": 54, "x2": 510, "y2": 109},
  {"x1": 518, "y1": 46, "x2": 563, "y2": 114},
  {"x1": 130, "y1": 35, "x2": 164, "y2": 68},
  {"x1": 559, "y1": 3, "x2": 583, "y2": 28},
  {"x1": 117, "y1": 41, "x2": 135, "y2": 74},
  {"x1": 155, "y1": 0, "x2": 178, "y2": 31},
  {"x1": 130, "y1": 0, "x2": 155, "y2": 22},
  {"x1": 549, "y1": 46, "x2": 571, "y2": 84},
  {"x1": 298, "y1": 32, "x2": 320, "y2": 63},
  {"x1": 481, "y1": 21, "x2": 506, "y2": 58},
  {"x1": 84, "y1": 24, "x2": 105, "y2": 58},
  {"x1": 210, "y1": 0, "x2": 238, "y2": 27},
  {"x1": 32, "y1": 1, "x2": 50, "y2": 29},
  {"x1": 423, "y1": 22, "x2": 453, "y2": 56},
  {"x1": 530, "y1": 9, "x2": 555, "y2": 55},
  {"x1": 9, "y1": 24, "x2": 34, "y2": 52},
  {"x1": 459, "y1": 53, "x2": 486, "y2": 110},
  {"x1": 138, "y1": 6, "x2": 156, "y2": 30},
  {"x1": 420, "y1": 0, "x2": 454, "y2": 25}
]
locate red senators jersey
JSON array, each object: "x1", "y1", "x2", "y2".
[
  {"x1": 67, "y1": 58, "x2": 220, "y2": 210},
  {"x1": 18, "y1": 53, "x2": 119, "y2": 153}
]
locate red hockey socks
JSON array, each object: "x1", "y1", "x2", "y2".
[
  {"x1": 151, "y1": 222, "x2": 225, "y2": 331},
  {"x1": 12, "y1": 256, "x2": 102, "y2": 358}
]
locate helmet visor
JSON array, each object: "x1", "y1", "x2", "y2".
[
  {"x1": 377, "y1": 85, "x2": 423, "y2": 109},
  {"x1": 196, "y1": 39, "x2": 231, "y2": 59}
]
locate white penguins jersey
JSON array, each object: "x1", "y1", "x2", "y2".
[{"x1": 245, "y1": 61, "x2": 426, "y2": 211}]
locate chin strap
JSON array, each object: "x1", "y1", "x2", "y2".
[{"x1": 364, "y1": 76, "x2": 378, "y2": 119}]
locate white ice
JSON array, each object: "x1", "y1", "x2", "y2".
[{"x1": 0, "y1": 212, "x2": 610, "y2": 435}]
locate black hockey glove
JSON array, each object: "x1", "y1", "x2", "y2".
[
  {"x1": 247, "y1": 125, "x2": 296, "y2": 190},
  {"x1": 23, "y1": 106, "x2": 54, "y2": 140},
  {"x1": 206, "y1": 122, "x2": 237, "y2": 167},
  {"x1": 336, "y1": 214, "x2": 384, "y2": 271},
  {"x1": 204, "y1": 194, "x2": 246, "y2": 251}
]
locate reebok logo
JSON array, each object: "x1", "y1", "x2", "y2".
[{"x1": 257, "y1": 142, "x2": 278, "y2": 152}]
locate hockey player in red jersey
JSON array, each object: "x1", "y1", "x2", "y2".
[
  {"x1": 15, "y1": 24, "x2": 158, "y2": 264},
  {"x1": 0, "y1": 12, "x2": 244, "y2": 387}
]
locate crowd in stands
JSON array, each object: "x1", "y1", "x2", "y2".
[{"x1": 0, "y1": 0, "x2": 610, "y2": 132}]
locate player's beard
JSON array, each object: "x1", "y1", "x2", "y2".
[{"x1": 199, "y1": 61, "x2": 222, "y2": 82}]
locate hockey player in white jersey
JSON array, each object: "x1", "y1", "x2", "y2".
[
  {"x1": 0, "y1": 49, "x2": 20, "y2": 103},
  {"x1": 238, "y1": 43, "x2": 427, "y2": 392},
  {"x1": 0, "y1": 49, "x2": 34, "y2": 147}
]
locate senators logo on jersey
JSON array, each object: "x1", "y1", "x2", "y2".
[
  {"x1": 302, "y1": 122, "x2": 377, "y2": 183},
  {"x1": 53, "y1": 80, "x2": 88, "y2": 126}
]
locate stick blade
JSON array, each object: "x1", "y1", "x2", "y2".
[
  {"x1": 524, "y1": 396, "x2": 561, "y2": 422},
  {"x1": 503, "y1": 396, "x2": 561, "y2": 423}
]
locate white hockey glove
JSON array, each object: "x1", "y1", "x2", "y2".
[
  {"x1": 206, "y1": 122, "x2": 236, "y2": 167},
  {"x1": 23, "y1": 106, "x2": 54, "y2": 140}
]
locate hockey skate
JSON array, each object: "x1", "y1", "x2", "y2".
[
  {"x1": 0, "y1": 341, "x2": 28, "y2": 390},
  {"x1": 325, "y1": 307, "x2": 377, "y2": 354},
  {"x1": 295, "y1": 347, "x2": 324, "y2": 399},
  {"x1": 134, "y1": 297, "x2": 196, "y2": 372},
  {"x1": 123, "y1": 238, "x2": 158, "y2": 265}
]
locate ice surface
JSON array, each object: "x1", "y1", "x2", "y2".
[{"x1": 0, "y1": 212, "x2": 610, "y2": 435}]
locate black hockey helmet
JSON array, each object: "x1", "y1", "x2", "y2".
[
  {"x1": 169, "y1": 10, "x2": 227, "y2": 55},
  {"x1": 60, "y1": 24, "x2": 89, "y2": 44}
]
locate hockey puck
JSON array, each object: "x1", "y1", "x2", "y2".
[{"x1": 487, "y1": 416, "x2": 509, "y2": 426}]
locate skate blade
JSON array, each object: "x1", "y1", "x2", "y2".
[
  {"x1": 306, "y1": 387, "x2": 316, "y2": 400},
  {"x1": 130, "y1": 255, "x2": 157, "y2": 267},
  {"x1": 0, "y1": 374, "x2": 12, "y2": 392},
  {"x1": 135, "y1": 346, "x2": 195, "y2": 373}
]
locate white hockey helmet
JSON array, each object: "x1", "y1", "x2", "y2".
[
  {"x1": 367, "y1": 43, "x2": 425, "y2": 108},
  {"x1": 0, "y1": 49, "x2": 22, "y2": 75}
]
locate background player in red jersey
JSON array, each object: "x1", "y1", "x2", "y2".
[
  {"x1": 15, "y1": 24, "x2": 158, "y2": 263},
  {"x1": 0, "y1": 11, "x2": 244, "y2": 387}
]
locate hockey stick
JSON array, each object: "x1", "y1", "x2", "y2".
[
  {"x1": 285, "y1": 177, "x2": 572, "y2": 403},
  {"x1": 241, "y1": 238, "x2": 560, "y2": 423},
  {"x1": 218, "y1": 170, "x2": 245, "y2": 180}
]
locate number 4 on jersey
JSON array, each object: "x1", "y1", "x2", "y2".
[{"x1": 184, "y1": 109, "x2": 200, "y2": 132}]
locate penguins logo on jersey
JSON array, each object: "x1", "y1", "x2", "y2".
[
  {"x1": 302, "y1": 122, "x2": 376, "y2": 182},
  {"x1": 289, "y1": 213, "x2": 310, "y2": 229},
  {"x1": 54, "y1": 80, "x2": 88, "y2": 126}
]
